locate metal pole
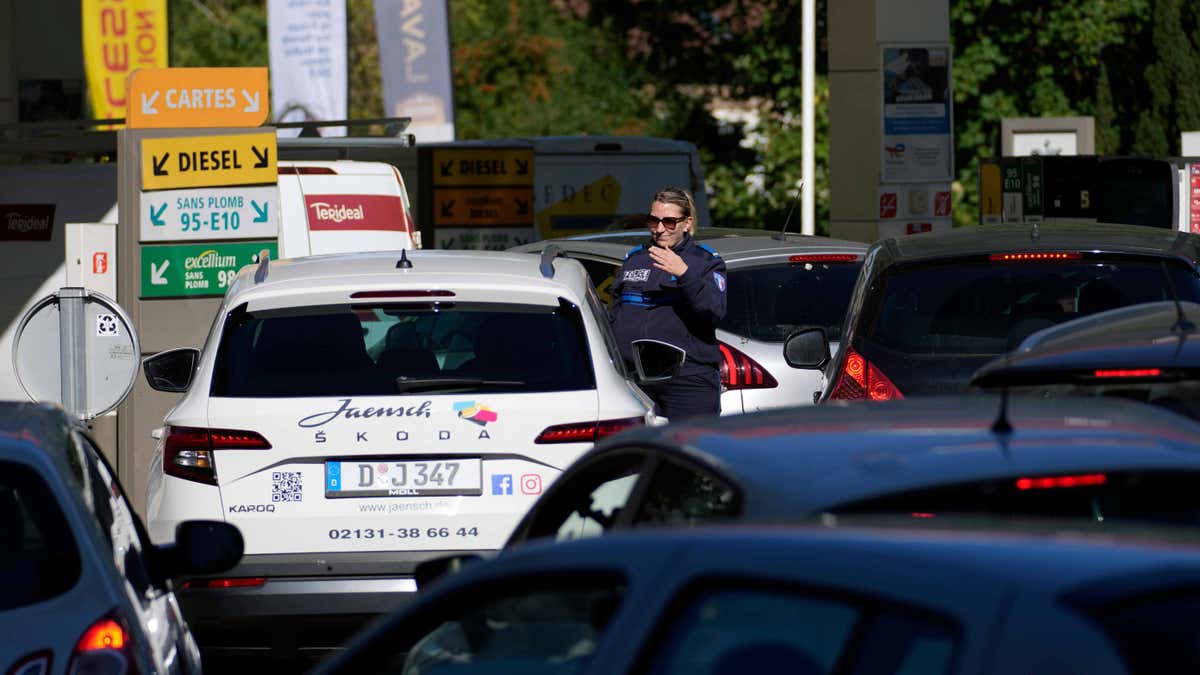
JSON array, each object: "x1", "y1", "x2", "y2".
[
  {"x1": 58, "y1": 287, "x2": 88, "y2": 418},
  {"x1": 801, "y1": 0, "x2": 816, "y2": 236}
]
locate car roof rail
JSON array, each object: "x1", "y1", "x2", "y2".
[
  {"x1": 254, "y1": 249, "x2": 271, "y2": 284},
  {"x1": 540, "y1": 245, "x2": 561, "y2": 279}
]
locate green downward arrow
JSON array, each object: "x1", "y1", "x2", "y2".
[{"x1": 149, "y1": 203, "x2": 167, "y2": 227}]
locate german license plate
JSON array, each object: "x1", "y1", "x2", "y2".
[{"x1": 325, "y1": 458, "x2": 482, "y2": 498}]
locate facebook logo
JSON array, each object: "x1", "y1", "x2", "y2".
[{"x1": 491, "y1": 474, "x2": 513, "y2": 495}]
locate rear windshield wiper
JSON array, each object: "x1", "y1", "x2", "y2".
[{"x1": 393, "y1": 377, "x2": 526, "y2": 393}]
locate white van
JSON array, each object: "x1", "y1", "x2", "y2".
[{"x1": 277, "y1": 160, "x2": 420, "y2": 258}]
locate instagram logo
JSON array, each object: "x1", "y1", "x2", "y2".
[{"x1": 520, "y1": 474, "x2": 542, "y2": 495}]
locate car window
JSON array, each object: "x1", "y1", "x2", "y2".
[
  {"x1": 0, "y1": 460, "x2": 82, "y2": 611},
  {"x1": 212, "y1": 300, "x2": 595, "y2": 397},
  {"x1": 863, "y1": 257, "x2": 1200, "y2": 357},
  {"x1": 633, "y1": 459, "x2": 738, "y2": 528},
  {"x1": 1081, "y1": 587, "x2": 1200, "y2": 675},
  {"x1": 722, "y1": 260, "x2": 861, "y2": 342},
  {"x1": 395, "y1": 579, "x2": 626, "y2": 675},
  {"x1": 583, "y1": 282, "x2": 628, "y2": 378},
  {"x1": 640, "y1": 585, "x2": 956, "y2": 675},
  {"x1": 987, "y1": 382, "x2": 1200, "y2": 422},
  {"x1": 521, "y1": 452, "x2": 649, "y2": 544},
  {"x1": 830, "y1": 470, "x2": 1200, "y2": 527}
]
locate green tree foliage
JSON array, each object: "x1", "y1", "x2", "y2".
[
  {"x1": 169, "y1": 0, "x2": 268, "y2": 68},
  {"x1": 448, "y1": 0, "x2": 663, "y2": 138},
  {"x1": 950, "y1": 0, "x2": 1146, "y2": 226}
]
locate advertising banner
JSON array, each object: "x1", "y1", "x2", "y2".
[
  {"x1": 81, "y1": 0, "x2": 168, "y2": 122},
  {"x1": 140, "y1": 241, "x2": 277, "y2": 298},
  {"x1": 268, "y1": 0, "x2": 347, "y2": 137},
  {"x1": 375, "y1": 0, "x2": 456, "y2": 143},
  {"x1": 881, "y1": 45, "x2": 953, "y2": 183}
]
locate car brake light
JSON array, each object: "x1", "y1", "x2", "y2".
[
  {"x1": 278, "y1": 166, "x2": 336, "y2": 175},
  {"x1": 828, "y1": 348, "x2": 904, "y2": 401},
  {"x1": 1015, "y1": 473, "x2": 1107, "y2": 490},
  {"x1": 788, "y1": 254, "x2": 859, "y2": 263},
  {"x1": 1093, "y1": 368, "x2": 1162, "y2": 378},
  {"x1": 535, "y1": 417, "x2": 644, "y2": 444},
  {"x1": 181, "y1": 577, "x2": 267, "y2": 590},
  {"x1": 163, "y1": 426, "x2": 272, "y2": 486},
  {"x1": 719, "y1": 342, "x2": 778, "y2": 390},
  {"x1": 350, "y1": 290, "x2": 455, "y2": 298},
  {"x1": 988, "y1": 252, "x2": 1082, "y2": 262},
  {"x1": 69, "y1": 613, "x2": 136, "y2": 675}
]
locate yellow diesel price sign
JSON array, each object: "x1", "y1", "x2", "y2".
[
  {"x1": 141, "y1": 132, "x2": 277, "y2": 190},
  {"x1": 433, "y1": 148, "x2": 534, "y2": 186}
]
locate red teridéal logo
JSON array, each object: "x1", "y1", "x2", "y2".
[
  {"x1": 906, "y1": 223, "x2": 932, "y2": 235},
  {"x1": 92, "y1": 252, "x2": 109, "y2": 274},
  {"x1": 1, "y1": 204, "x2": 54, "y2": 241},
  {"x1": 304, "y1": 194, "x2": 412, "y2": 232}
]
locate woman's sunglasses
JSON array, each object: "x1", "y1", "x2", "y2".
[{"x1": 646, "y1": 214, "x2": 689, "y2": 230}]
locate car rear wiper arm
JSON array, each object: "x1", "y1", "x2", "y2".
[{"x1": 393, "y1": 377, "x2": 526, "y2": 393}]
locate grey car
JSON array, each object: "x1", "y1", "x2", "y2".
[
  {"x1": 512, "y1": 228, "x2": 868, "y2": 413},
  {"x1": 317, "y1": 526, "x2": 1200, "y2": 675}
]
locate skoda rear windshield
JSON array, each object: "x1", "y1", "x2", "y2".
[
  {"x1": 1, "y1": 461, "x2": 82, "y2": 611},
  {"x1": 830, "y1": 470, "x2": 1200, "y2": 527},
  {"x1": 722, "y1": 259, "x2": 862, "y2": 342},
  {"x1": 861, "y1": 256, "x2": 1200, "y2": 356},
  {"x1": 212, "y1": 300, "x2": 595, "y2": 397}
]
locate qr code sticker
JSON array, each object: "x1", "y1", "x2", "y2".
[{"x1": 272, "y1": 471, "x2": 303, "y2": 502}]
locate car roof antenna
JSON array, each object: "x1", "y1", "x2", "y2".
[
  {"x1": 773, "y1": 180, "x2": 805, "y2": 241},
  {"x1": 396, "y1": 249, "x2": 413, "y2": 269},
  {"x1": 1160, "y1": 261, "x2": 1195, "y2": 332}
]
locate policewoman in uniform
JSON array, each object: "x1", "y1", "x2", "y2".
[{"x1": 610, "y1": 187, "x2": 727, "y2": 420}]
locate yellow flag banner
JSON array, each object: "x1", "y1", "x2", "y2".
[{"x1": 82, "y1": 0, "x2": 168, "y2": 122}]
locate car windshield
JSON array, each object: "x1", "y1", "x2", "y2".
[
  {"x1": 0, "y1": 460, "x2": 81, "y2": 611},
  {"x1": 856, "y1": 257, "x2": 1200, "y2": 394},
  {"x1": 830, "y1": 470, "x2": 1200, "y2": 527},
  {"x1": 722, "y1": 260, "x2": 861, "y2": 342},
  {"x1": 212, "y1": 301, "x2": 595, "y2": 397}
]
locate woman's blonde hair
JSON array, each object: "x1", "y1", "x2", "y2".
[{"x1": 652, "y1": 187, "x2": 698, "y2": 233}]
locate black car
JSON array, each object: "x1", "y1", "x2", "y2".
[
  {"x1": 811, "y1": 222, "x2": 1200, "y2": 400},
  {"x1": 320, "y1": 526, "x2": 1200, "y2": 675},
  {"x1": 971, "y1": 300, "x2": 1200, "y2": 419}
]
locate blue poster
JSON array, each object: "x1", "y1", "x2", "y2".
[
  {"x1": 374, "y1": 0, "x2": 456, "y2": 143},
  {"x1": 881, "y1": 46, "x2": 953, "y2": 183}
]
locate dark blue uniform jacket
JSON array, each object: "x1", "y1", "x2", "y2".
[{"x1": 610, "y1": 234, "x2": 728, "y2": 370}]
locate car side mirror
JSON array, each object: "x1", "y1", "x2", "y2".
[
  {"x1": 632, "y1": 339, "x2": 686, "y2": 385},
  {"x1": 414, "y1": 553, "x2": 483, "y2": 589},
  {"x1": 783, "y1": 327, "x2": 831, "y2": 369},
  {"x1": 153, "y1": 520, "x2": 244, "y2": 584},
  {"x1": 143, "y1": 348, "x2": 200, "y2": 393}
]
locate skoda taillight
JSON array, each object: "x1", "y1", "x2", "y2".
[
  {"x1": 535, "y1": 417, "x2": 644, "y2": 444},
  {"x1": 68, "y1": 612, "x2": 137, "y2": 675},
  {"x1": 719, "y1": 342, "x2": 778, "y2": 390},
  {"x1": 163, "y1": 426, "x2": 272, "y2": 485},
  {"x1": 828, "y1": 348, "x2": 903, "y2": 401}
]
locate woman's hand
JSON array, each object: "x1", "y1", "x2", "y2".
[{"x1": 649, "y1": 245, "x2": 689, "y2": 277}]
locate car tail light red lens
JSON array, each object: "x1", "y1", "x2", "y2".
[
  {"x1": 719, "y1": 342, "x2": 778, "y2": 390},
  {"x1": 788, "y1": 254, "x2": 860, "y2": 263},
  {"x1": 163, "y1": 426, "x2": 272, "y2": 485},
  {"x1": 988, "y1": 252, "x2": 1082, "y2": 262},
  {"x1": 1092, "y1": 368, "x2": 1162, "y2": 378},
  {"x1": 181, "y1": 577, "x2": 267, "y2": 590},
  {"x1": 535, "y1": 417, "x2": 644, "y2": 444},
  {"x1": 828, "y1": 348, "x2": 903, "y2": 401},
  {"x1": 1016, "y1": 473, "x2": 1107, "y2": 490},
  {"x1": 69, "y1": 613, "x2": 135, "y2": 675},
  {"x1": 350, "y1": 290, "x2": 455, "y2": 298}
]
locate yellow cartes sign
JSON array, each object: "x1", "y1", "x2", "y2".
[
  {"x1": 81, "y1": 0, "x2": 168, "y2": 122},
  {"x1": 141, "y1": 132, "x2": 277, "y2": 191},
  {"x1": 128, "y1": 67, "x2": 270, "y2": 129}
]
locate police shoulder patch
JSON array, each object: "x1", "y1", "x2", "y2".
[{"x1": 713, "y1": 271, "x2": 727, "y2": 292}]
